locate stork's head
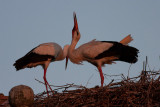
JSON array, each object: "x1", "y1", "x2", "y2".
[{"x1": 72, "y1": 12, "x2": 81, "y2": 42}]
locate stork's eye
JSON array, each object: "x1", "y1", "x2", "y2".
[{"x1": 77, "y1": 31, "x2": 79, "y2": 35}]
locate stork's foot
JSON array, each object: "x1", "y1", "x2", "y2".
[
  {"x1": 101, "y1": 84, "x2": 103, "y2": 87},
  {"x1": 49, "y1": 88, "x2": 54, "y2": 96}
]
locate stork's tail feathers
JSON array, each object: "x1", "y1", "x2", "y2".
[
  {"x1": 118, "y1": 45, "x2": 139, "y2": 63},
  {"x1": 120, "y1": 34, "x2": 133, "y2": 45},
  {"x1": 119, "y1": 34, "x2": 138, "y2": 63}
]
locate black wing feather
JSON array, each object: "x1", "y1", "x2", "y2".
[
  {"x1": 95, "y1": 41, "x2": 139, "y2": 63},
  {"x1": 13, "y1": 51, "x2": 55, "y2": 71}
]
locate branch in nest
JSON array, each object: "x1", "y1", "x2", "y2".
[{"x1": 34, "y1": 78, "x2": 86, "y2": 92}]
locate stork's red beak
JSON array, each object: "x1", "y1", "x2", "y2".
[
  {"x1": 73, "y1": 12, "x2": 78, "y2": 30},
  {"x1": 72, "y1": 12, "x2": 79, "y2": 38},
  {"x1": 65, "y1": 56, "x2": 68, "y2": 70}
]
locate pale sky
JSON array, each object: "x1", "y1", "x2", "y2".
[{"x1": 0, "y1": 0, "x2": 160, "y2": 96}]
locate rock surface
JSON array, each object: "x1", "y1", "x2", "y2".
[{"x1": 9, "y1": 85, "x2": 34, "y2": 107}]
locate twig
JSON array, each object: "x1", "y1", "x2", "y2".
[
  {"x1": 35, "y1": 78, "x2": 86, "y2": 93},
  {"x1": 127, "y1": 64, "x2": 132, "y2": 79},
  {"x1": 85, "y1": 74, "x2": 94, "y2": 87}
]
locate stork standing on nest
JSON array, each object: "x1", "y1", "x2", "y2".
[
  {"x1": 13, "y1": 42, "x2": 70, "y2": 96},
  {"x1": 66, "y1": 12, "x2": 139, "y2": 87}
]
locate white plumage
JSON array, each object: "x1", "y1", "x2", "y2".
[
  {"x1": 79, "y1": 40, "x2": 113, "y2": 59},
  {"x1": 33, "y1": 42, "x2": 61, "y2": 56}
]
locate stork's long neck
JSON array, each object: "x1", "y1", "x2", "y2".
[
  {"x1": 69, "y1": 39, "x2": 78, "y2": 53},
  {"x1": 68, "y1": 39, "x2": 82, "y2": 64},
  {"x1": 62, "y1": 45, "x2": 69, "y2": 59},
  {"x1": 56, "y1": 45, "x2": 70, "y2": 61},
  {"x1": 62, "y1": 45, "x2": 70, "y2": 60}
]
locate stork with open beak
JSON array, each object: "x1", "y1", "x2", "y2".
[{"x1": 66, "y1": 12, "x2": 139, "y2": 87}]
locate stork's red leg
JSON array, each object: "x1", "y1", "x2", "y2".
[
  {"x1": 45, "y1": 77, "x2": 54, "y2": 95},
  {"x1": 43, "y1": 68, "x2": 54, "y2": 96},
  {"x1": 98, "y1": 67, "x2": 104, "y2": 87},
  {"x1": 43, "y1": 69, "x2": 49, "y2": 96}
]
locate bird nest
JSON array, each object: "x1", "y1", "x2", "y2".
[
  {"x1": 33, "y1": 70, "x2": 160, "y2": 107},
  {"x1": 33, "y1": 58, "x2": 160, "y2": 106}
]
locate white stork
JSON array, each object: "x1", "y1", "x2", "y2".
[
  {"x1": 66, "y1": 13, "x2": 139, "y2": 87},
  {"x1": 13, "y1": 42, "x2": 70, "y2": 96}
]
